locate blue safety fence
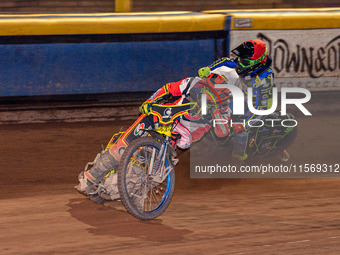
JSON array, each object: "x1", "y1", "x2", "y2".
[
  {"x1": 1, "y1": 9, "x2": 339, "y2": 98},
  {"x1": 0, "y1": 12, "x2": 227, "y2": 98},
  {"x1": 0, "y1": 39, "x2": 222, "y2": 96}
]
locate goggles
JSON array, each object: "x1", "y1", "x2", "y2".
[{"x1": 238, "y1": 49, "x2": 268, "y2": 68}]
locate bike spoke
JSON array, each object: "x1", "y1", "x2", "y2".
[{"x1": 124, "y1": 143, "x2": 171, "y2": 214}]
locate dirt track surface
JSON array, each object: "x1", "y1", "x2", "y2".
[{"x1": 1, "y1": 114, "x2": 340, "y2": 254}]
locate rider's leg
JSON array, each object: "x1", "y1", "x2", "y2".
[
  {"x1": 179, "y1": 115, "x2": 212, "y2": 145},
  {"x1": 172, "y1": 121, "x2": 192, "y2": 149},
  {"x1": 77, "y1": 114, "x2": 155, "y2": 195},
  {"x1": 231, "y1": 113, "x2": 249, "y2": 161},
  {"x1": 232, "y1": 131, "x2": 249, "y2": 161},
  {"x1": 77, "y1": 150, "x2": 119, "y2": 195}
]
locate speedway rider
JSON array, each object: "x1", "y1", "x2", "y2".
[
  {"x1": 198, "y1": 39, "x2": 275, "y2": 161},
  {"x1": 77, "y1": 38, "x2": 273, "y2": 196}
]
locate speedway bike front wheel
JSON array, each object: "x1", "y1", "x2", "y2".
[{"x1": 117, "y1": 137, "x2": 175, "y2": 220}]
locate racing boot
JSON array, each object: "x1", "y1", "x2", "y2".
[
  {"x1": 76, "y1": 150, "x2": 119, "y2": 196},
  {"x1": 232, "y1": 131, "x2": 248, "y2": 161}
]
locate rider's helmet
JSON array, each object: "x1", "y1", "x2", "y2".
[{"x1": 231, "y1": 39, "x2": 268, "y2": 76}]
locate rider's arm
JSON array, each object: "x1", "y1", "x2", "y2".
[
  {"x1": 139, "y1": 78, "x2": 195, "y2": 114},
  {"x1": 143, "y1": 85, "x2": 172, "y2": 105},
  {"x1": 144, "y1": 78, "x2": 195, "y2": 104},
  {"x1": 198, "y1": 57, "x2": 238, "y2": 78},
  {"x1": 209, "y1": 57, "x2": 238, "y2": 71}
]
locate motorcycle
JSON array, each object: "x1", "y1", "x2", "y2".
[{"x1": 82, "y1": 102, "x2": 196, "y2": 220}]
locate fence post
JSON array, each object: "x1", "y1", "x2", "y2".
[{"x1": 115, "y1": 0, "x2": 131, "y2": 12}]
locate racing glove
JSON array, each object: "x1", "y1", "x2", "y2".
[
  {"x1": 139, "y1": 103, "x2": 152, "y2": 115},
  {"x1": 198, "y1": 66, "x2": 211, "y2": 78}
]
